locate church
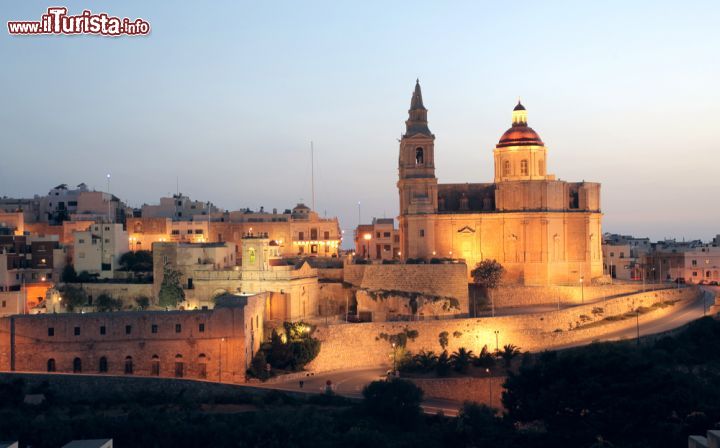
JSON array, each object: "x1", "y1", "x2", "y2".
[{"x1": 397, "y1": 81, "x2": 603, "y2": 285}]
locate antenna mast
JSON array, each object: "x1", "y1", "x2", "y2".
[{"x1": 311, "y1": 141, "x2": 316, "y2": 211}]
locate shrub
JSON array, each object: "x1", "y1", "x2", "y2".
[
  {"x1": 95, "y1": 293, "x2": 123, "y2": 312},
  {"x1": 61, "y1": 264, "x2": 78, "y2": 283},
  {"x1": 362, "y1": 379, "x2": 423, "y2": 426},
  {"x1": 438, "y1": 331, "x2": 449, "y2": 350}
]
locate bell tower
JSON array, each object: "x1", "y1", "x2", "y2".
[{"x1": 397, "y1": 80, "x2": 438, "y2": 258}]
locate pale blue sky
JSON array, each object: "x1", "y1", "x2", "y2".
[{"x1": 2, "y1": 1, "x2": 719, "y2": 243}]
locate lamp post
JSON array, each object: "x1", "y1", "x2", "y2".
[
  {"x1": 493, "y1": 330, "x2": 500, "y2": 354},
  {"x1": 635, "y1": 309, "x2": 640, "y2": 346},
  {"x1": 486, "y1": 368, "x2": 493, "y2": 408},
  {"x1": 580, "y1": 276, "x2": 585, "y2": 304}
]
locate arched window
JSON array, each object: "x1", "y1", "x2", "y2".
[
  {"x1": 249, "y1": 248, "x2": 256, "y2": 264},
  {"x1": 538, "y1": 160, "x2": 545, "y2": 176},
  {"x1": 151, "y1": 355, "x2": 160, "y2": 376},
  {"x1": 124, "y1": 356, "x2": 133, "y2": 374},
  {"x1": 47, "y1": 358, "x2": 56, "y2": 372},
  {"x1": 73, "y1": 357, "x2": 82, "y2": 373},
  {"x1": 174, "y1": 354, "x2": 184, "y2": 378},
  {"x1": 503, "y1": 160, "x2": 511, "y2": 176},
  {"x1": 99, "y1": 356, "x2": 108, "y2": 373},
  {"x1": 520, "y1": 159, "x2": 529, "y2": 176},
  {"x1": 415, "y1": 147, "x2": 424, "y2": 165},
  {"x1": 198, "y1": 353, "x2": 208, "y2": 379}
]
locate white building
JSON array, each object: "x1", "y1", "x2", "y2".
[
  {"x1": 141, "y1": 194, "x2": 218, "y2": 220},
  {"x1": 73, "y1": 223, "x2": 128, "y2": 278}
]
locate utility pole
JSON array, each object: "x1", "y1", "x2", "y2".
[
  {"x1": 310, "y1": 141, "x2": 315, "y2": 212},
  {"x1": 494, "y1": 330, "x2": 500, "y2": 354},
  {"x1": 636, "y1": 310, "x2": 640, "y2": 346}
]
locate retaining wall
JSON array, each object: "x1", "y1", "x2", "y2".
[
  {"x1": 410, "y1": 376, "x2": 505, "y2": 409},
  {"x1": 307, "y1": 287, "x2": 698, "y2": 372}
]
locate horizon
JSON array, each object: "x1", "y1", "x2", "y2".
[{"x1": 2, "y1": 1, "x2": 719, "y2": 243}]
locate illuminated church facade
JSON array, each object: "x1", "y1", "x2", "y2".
[{"x1": 397, "y1": 81, "x2": 603, "y2": 285}]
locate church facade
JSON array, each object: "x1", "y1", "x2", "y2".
[{"x1": 397, "y1": 81, "x2": 602, "y2": 285}]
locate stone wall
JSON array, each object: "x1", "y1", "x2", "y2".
[
  {"x1": 307, "y1": 287, "x2": 698, "y2": 372},
  {"x1": 0, "y1": 294, "x2": 267, "y2": 383},
  {"x1": 493, "y1": 283, "x2": 666, "y2": 308},
  {"x1": 66, "y1": 282, "x2": 154, "y2": 308},
  {"x1": 410, "y1": 376, "x2": 505, "y2": 409}
]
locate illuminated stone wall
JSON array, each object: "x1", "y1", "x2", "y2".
[
  {"x1": 307, "y1": 288, "x2": 698, "y2": 372},
  {"x1": 0, "y1": 293, "x2": 267, "y2": 383},
  {"x1": 410, "y1": 376, "x2": 505, "y2": 409}
]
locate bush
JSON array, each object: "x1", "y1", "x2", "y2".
[
  {"x1": 95, "y1": 293, "x2": 123, "y2": 312},
  {"x1": 135, "y1": 296, "x2": 150, "y2": 310},
  {"x1": 60, "y1": 285, "x2": 88, "y2": 311},
  {"x1": 61, "y1": 264, "x2": 77, "y2": 283},
  {"x1": 362, "y1": 379, "x2": 423, "y2": 426}
]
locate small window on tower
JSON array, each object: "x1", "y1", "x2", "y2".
[
  {"x1": 415, "y1": 147, "x2": 424, "y2": 165},
  {"x1": 520, "y1": 159, "x2": 529, "y2": 176}
]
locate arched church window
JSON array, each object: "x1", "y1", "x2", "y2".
[
  {"x1": 520, "y1": 160, "x2": 528, "y2": 176},
  {"x1": 415, "y1": 147, "x2": 424, "y2": 165},
  {"x1": 538, "y1": 160, "x2": 544, "y2": 176},
  {"x1": 503, "y1": 161, "x2": 511, "y2": 177}
]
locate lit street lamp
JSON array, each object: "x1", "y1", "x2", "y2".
[
  {"x1": 391, "y1": 342, "x2": 397, "y2": 375},
  {"x1": 493, "y1": 330, "x2": 500, "y2": 354},
  {"x1": 580, "y1": 276, "x2": 585, "y2": 304}
]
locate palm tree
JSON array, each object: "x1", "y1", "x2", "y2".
[
  {"x1": 500, "y1": 344, "x2": 521, "y2": 368},
  {"x1": 450, "y1": 347, "x2": 475, "y2": 373},
  {"x1": 436, "y1": 351, "x2": 452, "y2": 377},
  {"x1": 414, "y1": 350, "x2": 438, "y2": 372},
  {"x1": 473, "y1": 344, "x2": 495, "y2": 368}
]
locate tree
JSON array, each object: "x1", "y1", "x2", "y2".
[
  {"x1": 95, "y1": 293, "x2": 123, "y2": 312},
  {"x1": 60, "y1": 285, "x2": 87, "y2": 311},
  {"x1": 435, "y1": 350, "x2": 452, "y2": 377},
  {"x1": 361, "y1": 379, "x2": 423, "y2": 427},
  {"x1": 135, "y1": 296, "x2": 150, "y2": 310},
  {"x1": 471, "y1": 259, "x2": 505, "y2": 317},
  {"x1": 158, "y1": 265, "x2": 184, "y2": 308},
  {"x1": 500, "y1": 344, "x2": 521, "y2": 368},
  {"x1": 473, "y1": 344, "x2": 496, "y2": 368},
  {"x1": 61, "y1": 264, "x2": 77, "y2": 283},
  {"x1": 119, "y1": 250, "x2": 153, "y2": 272},
  {"x1": 450, "y1": 347, "x2": 475, "y2": 373}
]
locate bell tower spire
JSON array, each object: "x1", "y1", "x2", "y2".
[{"x1": 397, "y1": 80, "x2": 438, "y2": 260}]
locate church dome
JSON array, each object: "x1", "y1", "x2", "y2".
[{"x1": 496, "y1": 101, "x2": 544, "y2": 148}]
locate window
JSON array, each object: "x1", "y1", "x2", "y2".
[
  {"x1": 383, "y1": 232, "x2": 391, "y2": 238},
  {"x1": 124, "y1": 356, "x2": 133, "y2": 374},
  {"x1": 175, "y1": 324, "x2": 182, "y2": 333},
  {"x1": 73, "y1": 357, "x2": 82, "y2": 373},
  {"x1": 249, "y1": 248, "x2": 256, "y2": 264},
  {"x1": 1, "y1": 301, "x2": 4, "y2": 308},
  {"x1": 198, "y1": 354, "x2": 208, "y2": 379},
  {"x1": 195, "y1": 229, "x2": 203, "y2": 234},
  {"x1": 48, "y1": 327, "x2": 54, "y2": 337},
  {"x1": 520, "y1": 159, "x2": 529, "y2": 176},
  {"x1": 162, "y1": 255, "x2": 168, "y2": 264},
  {"x1": 78, "y1": 239, "x2": 85, "y2": 244},
  {"x1": 311, "y1": 244, "x2": 318, "y2": 254},
  {"x1": 187, "y1": 230, "x2": 193, "y2": 234},
  {"x1": 298, "y1": 232, "x2": 305, "y2": 241},
  {"x1": 171, "y1": 230, "x2": 180, "y2": 235},
  {"x1": 151, "y1": 355, "x2": 160, "y2": 376},
  {"x1": 47, "y1": 358, "x2": 56, "y2": 372},
  {"x1": 503, "y1": 160, "x2": 511, "y2": 176},
  {"x1": 151, "y1": 324, "x2": 158, "y2": 333},
  {"x1": 376, "y1": 232, "x2": 381, "y2": 238},
  {"x1": 125, "y1": 325, "x2": 132, "y2": 335},
  {"x1": 100, "y1": 326, "x2": 106, "y2": 335},
  {"x1": 419, "y1": 229, "x2": 425, "y2": 237},
  {"x1": 692, "y1": 260, "x2": 698, "y2": 266},
  {"x1": 415, "y1": 147, "x2": 424, "y2": 164},
  {"x1": 324, "y1": 231, "x2": 330, "y2": 240},
  {"x1": 174, "y1": 355, "x2": 184, "y2": 378},
  {"x1": 610, "y1": 252, "x2": 615, "y2": 257},
  {"x1": 99, "y1": 356, "x2": 108, "y2": 373},
  {"x1": 74, "y1": 326, "x2": 81, "y2": 336},
  {"x1": 199, "y1": 323, "x2": 205, "y2": 332},
  {"x1": 104, "y1": 226, "x2": 110, "y2": 231}
]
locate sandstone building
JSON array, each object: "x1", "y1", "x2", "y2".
[
  {"x1": 397, "y1": 81, "x2": 603, "y2": 285},
  {"x1": 0, "y1": 293, "x2": 265, "y2": 383}
]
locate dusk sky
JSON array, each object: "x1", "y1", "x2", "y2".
[{"x1": 2, "y1": 1, "x2": 719, "y2": 244}]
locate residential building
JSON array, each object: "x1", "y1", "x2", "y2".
[
  {"x1": 73, "y1": 224, "x2": 128, "y2": 278},
  {"x1": 355, "y1": 218, "x2": 400, "y2": 260},
  {"x1": 140, "y1": 194, "x2": 219, "y2": 220}
]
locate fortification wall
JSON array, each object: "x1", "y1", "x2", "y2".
[
  {"x1": 410, "y1": 376, "x2": 505, "y2": 409},
  {"x1": 307, "y1": 287, "x2": 698, "y2": 372},
  {"x1": 343, "y1": 264, "x2": 366, "y2": 286},
  {"x1": 493, "y1": 283, "x2": 667, "y2": 308}
]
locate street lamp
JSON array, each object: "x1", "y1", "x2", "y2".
[
  {"x1": 580, "y1": 276, "x2": 585, "y2": 304},
  {"x1": 486, "y1": 368, "x2": 492, "y2": 408},
  {"x1": 493, "y1": 330, "x2": 500, "y2": 354}
]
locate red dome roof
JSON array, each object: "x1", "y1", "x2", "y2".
[{"x1": 496, "y1": 124, "x2": 544, "y2": 148}]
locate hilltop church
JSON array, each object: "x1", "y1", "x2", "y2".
[{"x1": 397, "y1": 81, "x2": 603, "y2": 285}]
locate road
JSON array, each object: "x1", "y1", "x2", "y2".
[{"x1": 260, "y1": 287, "x2": 716, "y2": 416}]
